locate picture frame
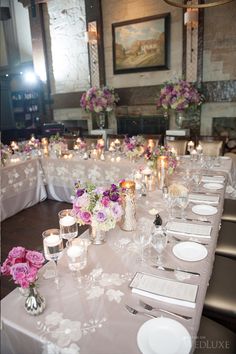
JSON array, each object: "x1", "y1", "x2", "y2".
[{"x1": 112, "y1": 13, "x2": 170, "y2": 75}]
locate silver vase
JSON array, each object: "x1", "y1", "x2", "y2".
[
  {"x1": 175, "y1": 111, "x2": 186, "y2": 129},
  {"x1": 24, "y1": 285, "x2": 46, "y2": 316},
  {"x1": 89, "y1": 226, "x2": 106, "y2": 245}
]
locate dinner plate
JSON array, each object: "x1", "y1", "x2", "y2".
[
  {"x1": 137, "y1": 317, "x2": 192, "y2": 354},
  {"x1": 192, "y1": 204, "x2": 218, "y2": 216},
  {"x1": 203, "y1": 183, "x2": 223, "y2": 190},
  {"x1": 172, "y1": 241, "x2": 208, "y2": 262}
]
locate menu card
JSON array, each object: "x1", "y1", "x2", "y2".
[
  {"x1": 167, "y1": 221, "x2": 212, "y2": 238},
  {"x1": 189, "y1": 193, "x2": 219, "y2": 204},
  {"x1": 202, "y1": 175, "x2": 225, "y2": 183},
  {"x1": 130, "y1": 272, "x2": 198, "y2": 308}
]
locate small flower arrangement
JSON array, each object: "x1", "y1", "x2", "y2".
[
  {"x1": 0, "y1": 143, "x2": 11, "y2": 166},
  {"x1": 80, "y1": 86, "x2": 119, "y2": 113},
  {"x1": 157, "y1": 79, "x2": 204, "y2": 112},
  {"x1": 123, "y1": 135, "x2": 145, "y2": 159},
  {"x1": 1, "y1": 247, "x2": 45, "y2": 288},
  {"x1": 72, "y1": 182, "x2": 123, "y2": 232},
  {"x1": 145, "y1": 145, "x2": 177, "y2": 174}
]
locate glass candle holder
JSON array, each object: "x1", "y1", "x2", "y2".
[
  {"x1": 58, "y1": 209, "x2": 78, "y2": 245},
  {"x1": 156, "y1": 156, "x2": 168, "y2": 190},
  {"x1": 120, "y1": 180, "x2": 136, "y2": 231}
]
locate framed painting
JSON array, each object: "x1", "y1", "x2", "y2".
[{"x1": 112, "y1": 13, "x2": 170, "y2": 75}]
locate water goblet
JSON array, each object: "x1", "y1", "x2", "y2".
[
  {"x1": 133, "y1": 218, "x2": 152, "y2": 262},
  {"x1": 42, "y1": 228, "x2": 64, "y2": 288},
  {"x1": 176, "y1": 193, "x2": 189, "y2": 220},
  {"x1": 192, "y1": 173, "x2": 202, "y2": 192},
  {"x1": 151, "y1": 226, "x2": 167, "y2": 265},
  {"x1": 66, "y1": 239, "x2": 88, "y2": 288},
  {"x1": 58, "y1": 209, "x2": 78, "y2": 246}
]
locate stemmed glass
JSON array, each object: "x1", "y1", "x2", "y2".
[
  {"x1": 151, "y1": 226, "x2": 167, "y2": 265},
  {"x1": 58, "y1": 209, "x2": 78, "y2": 247},
  {"x1": 66, "y1": 239, "x2": 88, "y2": 288},
  {"x1": 133, "y1": 218, "x2": 152, "y2": 262},
  {"x1": 42, "y1": 228, "x2": 64, "y2": 288},
  {"x1": 176, "y1": 193, "x2": 189, "y2": 220},
  {"x1": 192, "y1": 173, "x2": 202, "y2": 192}
]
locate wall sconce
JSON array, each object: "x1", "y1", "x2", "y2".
[
  {"x1": 184, "y1": 8, "x2": 198, "y2": 63},
  {"x1": 84, "y1": 30, "x2": 97, "y2": 44}
]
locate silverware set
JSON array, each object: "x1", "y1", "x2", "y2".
[
  {"x1": 171, "y1": 235, "x2": 208, "y2": 246},
  {"x1": 151, "y1": 264, "x2": 200, "y2": 276},
  {"x1": 125, "y1": 302, "x2": 192, "y2": 321}
]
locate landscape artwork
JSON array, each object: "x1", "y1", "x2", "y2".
[{"x1": 112, "y1": 14, "x2": 170, "y2": 74}]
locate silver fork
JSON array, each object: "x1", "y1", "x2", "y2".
[
  {"x1": 139, "y1": 300, "x2": 192, "y2": 320},
  {"x1": 125, "y1": 304, "x2": 156, "y2": 319},
  {"x1": 172, "y1": 235, "x2": 208, "y2": 246}
]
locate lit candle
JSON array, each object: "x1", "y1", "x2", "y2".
[
  {"x1": 44, "y1": 234, "x2": 61, "y2": 247},
  {"x1": 67, "y1": 245, "x2": 83, "y2": 259},
  {"x1": 196, "y1": 144, "x2": 203, "y2": 154},
  {"x1": 171, "y1": 147, "x2": 177, "y2": 156},
  {"x1": 114, "y1": 139, "x2": 120, "y2": 145},
  {"x1": 142, "y1": 166, "x2": 152, "y2": 176},
  {"x1": 187, "y1": 141, "x2": 194, "y2": 152},
  {"x1": 97, "y1": 139, "x2": 105, "y2": 148},
  {"x1": 116, "y1": 156, "x2": 121, "y2": 162},
  {"x1": 120, "y1": 180, "x2": 136, "y2": 231},
  {"x1": 11, "y1": 141, "x2": 19, "y2": 151},
  {"x1": 147, "y1": 139, "x2": 155, "y2": 152},
  {"x1": 60, "y1": 215, "x2": 75, "y2": 227},
  {"x1": 111, "y1": 157, "x2": 115, "y2": 162},
  {"x1": 121, "y1": 180, "x2": 136, "y2": 191}
]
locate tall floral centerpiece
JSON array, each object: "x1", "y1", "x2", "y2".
[
  {"x1": 72, "y1": 182, "x2": 123, "y2": 244},
  {"x1": 157, "y1": 79, "x2": 204, "y2": 128},
  {"x1": 80, "y1": 86, "x2": 119, "y2": 129},
  {"x1": 1, "y1": 247, "x2": 46, "y2": 315}
]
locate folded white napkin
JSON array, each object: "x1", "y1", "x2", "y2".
[
  {"x1": 130, "y1": 272, "x2": 198, "y2": 308},
  {"x1": 202, "y1": 175, "x2": 225, "y2": 183},
  {"x1": 189, "y1": 193, "x2": 219, "y2": 204},
  {"x1": 167, "y1": 221, "x2": 212, "y2": 238}
]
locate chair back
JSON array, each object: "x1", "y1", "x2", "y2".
[
  {"x1": 164, "y1": 136, "x2": 188, "y2": 155},
  {"x1": 198, "y1": 136, "x2": 225, "y2": 156}
]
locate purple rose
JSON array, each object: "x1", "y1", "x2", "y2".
[
  {"x1": 95, "y1": 211, "x2": 107, "y2": 222},
  {"x1": 80, "y1": 211, "x2": 91, "y2": 224},
  {"x1": 1, "y1": 258, "x2": 11, "y2": 275},
  {"x1": 26, "y1": 251, "x2": 45, "y2": 269},
  {"x1": 111, "y1": 204, "x2": 123, "y2": 220}
]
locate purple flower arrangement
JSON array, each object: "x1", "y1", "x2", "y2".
[
  {"x1": 123, "y1": 135, "x2": 145, "y2": 159},
  {"x1": 1, "y1": 247, "x2": 45, "y2": 288},
  {"x1": 80, "y1": 86, "x2": 119, "y2": 113},
  {"x1": 145, "y1": 145, "x2": 177, "y2": 174},
  {"x1": 72, "y1": 182, "x2": 123, "y2": 232},
  {"x1": 157, "y1": 79, "x2": 204, "y2": 112}
]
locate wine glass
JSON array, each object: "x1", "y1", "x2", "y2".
[
  {"x1": 42, "y1": 229, "x2": 64, "y2": 288},
  {"x1": 176, "y1": 193, "x2": 189, "y2": 220},
  {"x1": 133, "y1": 218, "x2": 152, "y2": 262},
  {"x1": 66, "y1": 239, "x2": 88, "y2": 288},
  {"x1": 151, "y1": 226, "x2": 167, "y2": 265},
  {"x1": 192, "y1": 173, "x2": 202, "y2": 192},
  {"x1": 58, "y1": 209, "x2": 78, "y2": 247}
]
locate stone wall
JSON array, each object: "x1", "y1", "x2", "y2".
[{"x1": 47, "y1": 0, "x2": 90, "y2": 94}]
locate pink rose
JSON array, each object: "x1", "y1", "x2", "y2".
[
  {"x1": 1, "y1": 258, "x2": 11, "y2": 275},
  {"x1": 8, "y1": 246, "x2": 26, "y2": 264},
  {"x1": 10, "y1": 263, "x2": 38, "y2": 288},
  {"x1": 101, "y1": 196, "x2": 110, "y2": 207},
  {"x1": 79, "y1": 210, "x2": 91, "y2": 224},
  {"x1": 26, "y1": 251, "x2": 45, "y2": 269}
]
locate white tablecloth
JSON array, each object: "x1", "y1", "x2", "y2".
[{"x1": 0, "y1": 159, "x2": 47, "y2": 221}]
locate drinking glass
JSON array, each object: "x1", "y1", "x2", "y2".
[
  {"x1": 66, "y1": 239, "x2": 88, "y2": 288},
  {"x1": 42, "y1": 228, "x2": 64, "y2": 288},
  {"x1": 58, "y1": 209, "x2": 78, "y2": 246},
  {"x1": 192, "y1": 173, "x2": 202, "y2": 192},
  {"x1": 177, "y1": 193, "x2": 189, "y2": 220},
  {"x1": 133, "y1": 218, "x2": 152, "y2": 262},
  {"x1": 151, "y1": 226, "x2": 167, "y2": 265}
]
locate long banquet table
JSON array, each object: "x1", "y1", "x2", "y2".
[
  {"x1": 1, "y1": 168, "x2": 227, "y2": 354},
  {"x1": 0, "y1": 158, "x2": 47, "y2": 222}
]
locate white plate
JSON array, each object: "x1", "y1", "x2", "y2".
[
  {"x1": 192, "y1": 204, "x2": 218, "y2": 216},
  {"x1": 172, "y1": 241, "x2": 208, "y2": 262},
  {"x1": 220, "y1": 156, "x2": 230, "y2": 160},
  {"x1": 137, "y1": 317, "x2": 192, "y2": 354},
  {"x1": 203, "y1": 183, "x2": 223, "y2": 190}
]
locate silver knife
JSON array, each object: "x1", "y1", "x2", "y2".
[
  {"x1": 152, "y1": 265, "x2": 200, "y2": 276},
  {"x1": 174, "y1": 216, "x2": 211, "y2": 224}
]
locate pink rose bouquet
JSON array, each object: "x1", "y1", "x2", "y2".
[
  {"x1": 123, "y1": 135, "x2": 146, "y2": 159},
  {"x1": 72, "y1": 182, "x2": 123, "y2": 232},
  {"x1": 80, "y1": 86, "x2": 119, "y2": 113},
  {"x1": 157, "y1": 79, "x2": 204, "y2": 112},
  {"x1": 1, "y1": 247, "x2": 45, "y2": 288}
]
